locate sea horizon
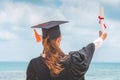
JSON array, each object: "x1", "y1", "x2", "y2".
[{"x1": 0, "y1": 62, "x2": 120, "y2": 80}]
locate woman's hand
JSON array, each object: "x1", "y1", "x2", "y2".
[{"x1": 99, "y1": 31, "x2": 107, "y2": 41}]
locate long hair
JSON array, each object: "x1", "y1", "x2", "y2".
[{"x1": 42, "y1": 36, "x2": 66, "y2": 77}]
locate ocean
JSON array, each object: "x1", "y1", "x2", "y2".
[{"x1": 0, "y1": 62, "x2": 120, "y2": 80}]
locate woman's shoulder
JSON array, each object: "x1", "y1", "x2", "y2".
[
  {"x1": 28, "y1": 56, "x2": 49, "y2": 71},
  {"x1": 28, "y1": 56, "x2": 44, "y2": 67},
  {"x1": 30, "y1": 56, "x2": 41, "y2": 62}
]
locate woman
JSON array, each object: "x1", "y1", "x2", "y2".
[{"x1": 26, "y1": 21, "x2": 107, "y2": 80}]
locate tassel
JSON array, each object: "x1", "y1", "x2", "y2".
[{"x1": 33, "y1": 29, "x2": 41, "y2": 42}]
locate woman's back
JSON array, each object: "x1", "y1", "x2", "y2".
[{"x1": 27, "y1": 43, "x2": 95, "y2": 80}]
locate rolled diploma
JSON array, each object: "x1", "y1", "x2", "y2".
[{"x1": 100, "y1": 7, "x2": 105, "y2": 32}]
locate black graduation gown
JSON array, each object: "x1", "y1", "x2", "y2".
[{"x1": 26, "y1": 43, "x2": 95, "y2": 80}]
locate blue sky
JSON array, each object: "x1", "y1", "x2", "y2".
[{"x1": 0, "y1": 0, "x2": 120, "y2": 62}]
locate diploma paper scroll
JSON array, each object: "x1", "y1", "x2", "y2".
[{"x1": 99, "y1": 7, "x2": 107, "y2": 32}]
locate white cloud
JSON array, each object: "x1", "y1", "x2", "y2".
[
  {"x1": 0, "y1": 1, "x2": 67, "y2": 40},
  {"x1": 99, "y1": 0, "x2": 120, "y2": 6},
  {"x1": 0, "y1": 30, "x2": 18, "y2": 40},
  {"x1": 60, "y1": 0, "x2": 99, "y2": 26}
]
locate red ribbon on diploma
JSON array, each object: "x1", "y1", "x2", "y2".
[{"x1": 98, "y1": 16, "x2": 107, "y2": 28}]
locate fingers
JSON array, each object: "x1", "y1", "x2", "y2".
[
  {"x1": 101, "y1": 31, "x2": 107, "y2": 41},
  {"x1": 99, "y1": 30, "x2": 102, "y2": 37}
]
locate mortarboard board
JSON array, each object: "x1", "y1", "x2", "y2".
[{"x1": 31, "y1": 21, "x2": 68, "y2": 42}]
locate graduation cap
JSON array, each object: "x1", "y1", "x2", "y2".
[{"x1": 31, "y1": 21, "x2": 68, "y2": 42}]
